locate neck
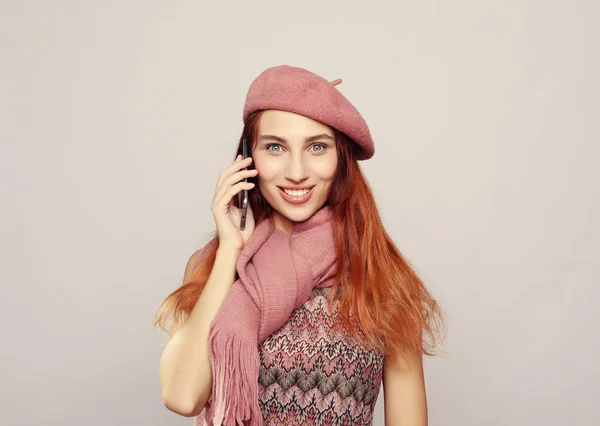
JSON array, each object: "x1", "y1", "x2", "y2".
[{"x1": 272, "y1": 211, "x2": 294, "y2": 235}]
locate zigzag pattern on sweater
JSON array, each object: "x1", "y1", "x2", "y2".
[{"x1": 257, "y1": 287, "x2": 384, "y2": 426}]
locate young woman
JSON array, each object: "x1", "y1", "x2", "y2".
[{"x1": 154, "y1": 65, "x2": 444, "y2": 426}]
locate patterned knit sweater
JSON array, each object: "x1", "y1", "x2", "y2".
[{"x1": 257, "y1": 286, "x2": 385, "y2": 426}]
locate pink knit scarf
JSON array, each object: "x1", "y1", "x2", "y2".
[{"x1": 195, "y1": 205, "x2": 337, "y2": 426}]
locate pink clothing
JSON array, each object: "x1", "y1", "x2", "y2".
[
  {"x1": 257, "y1": 286, "x2": 384, "y2": 426},
  {"x1": 198, "y1": 207, "x2": 339, "y2": 425}
]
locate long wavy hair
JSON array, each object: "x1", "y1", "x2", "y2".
[{"x1": 154, "y1": 110, "x2": 445, "y2": 363}]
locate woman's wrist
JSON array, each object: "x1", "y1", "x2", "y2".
[{"x1": 216, "y1": 244, "x2": 242, "y2": 260}]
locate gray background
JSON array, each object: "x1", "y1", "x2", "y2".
[{"x1": 1, "y1": 1, "x2": 598, "y2": 425}]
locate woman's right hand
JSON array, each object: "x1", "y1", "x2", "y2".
[{"x1": 211, "y1": 154, "x2": 259, "y2": 252}]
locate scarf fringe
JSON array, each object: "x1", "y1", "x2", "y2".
[{"x1": 207, "y1": 329, "x2": 262, "y2": 426}]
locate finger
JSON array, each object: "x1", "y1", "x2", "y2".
[
  {"x1": 214, "y1": 162, "x2": 256, "y2": 201},
  {"x1": 214, "y1": 167, "x2": 256, "y2": 204},
  {"x1": 215, "y1": 155, "x2": 242, "y2": 191},
  {"x1": 215, "y1": 156, "x2": 253, "y2": 191},
  {"x1": 215, "y1": 168, "x2": 259, "y2": 202},
  {"x1": 217, "y1": 181, "x2": 255, "y2": 210}
]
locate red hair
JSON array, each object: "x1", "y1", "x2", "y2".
[{"x1": 154, "y1": 111, "x2": 445, "y2": 362}]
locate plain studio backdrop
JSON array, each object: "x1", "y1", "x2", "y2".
[{"x1": 1, "y1": 1, "x2": 598, "y2": 425}]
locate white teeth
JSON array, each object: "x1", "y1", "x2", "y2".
[{"x1": 283, "y1": 189, "x2": 309, "y2": 196}]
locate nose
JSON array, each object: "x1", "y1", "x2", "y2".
[{"x1": 284, "y1": 152, "x2": 309, "y2": 182}]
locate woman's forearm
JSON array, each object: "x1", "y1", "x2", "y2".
[{"x1": 159, "y1": 246, "x2": 240, "y2": 417}]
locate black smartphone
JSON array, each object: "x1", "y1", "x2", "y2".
[{"x1": 239, "y1": 138, "x2": 250, "y2": 231}]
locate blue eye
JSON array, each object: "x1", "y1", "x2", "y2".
[
  {"x1": 266, "y1": 144, "x2": 282, "y2": 152},
  {"x1": 265, "y1": 143, "x2": 327, "y2": 153}
]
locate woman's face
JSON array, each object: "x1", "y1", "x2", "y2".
[{"x1": 252, "y1": 110, "x2": 338, "y2": 234}]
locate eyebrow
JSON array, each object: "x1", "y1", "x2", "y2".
[{"x1": 258, "y1": 134, "x2": 335, "y2": 144}]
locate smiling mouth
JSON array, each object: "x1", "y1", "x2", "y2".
[
  {"x1": 279, "y1": 187, "x2": 313, "y2": 196},
  {"x1": 277, "y1": 186, "x2": 315, "y2": 204}
]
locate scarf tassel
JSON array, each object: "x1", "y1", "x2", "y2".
[{"x1": 206, "y1": 328, "x2": 262, "y2": 426}]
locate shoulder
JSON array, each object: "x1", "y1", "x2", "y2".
[
  {"x1": 182, "y1": 249, "x2": 203, "y2": 282},
  {"x1": 182, "y1": 236, "x2": 218, "y2": 282}
]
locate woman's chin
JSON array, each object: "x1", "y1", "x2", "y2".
[
  {"x1": 278, "y1": 205, "x2": 312, "y2": 221},
  {"x1": 270, "y1": 201, "x2": 323, "y2": 226}
]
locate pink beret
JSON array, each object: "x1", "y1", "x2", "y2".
[{"x1": 242, "y1": 65, "x2": 375, "y2": 160}]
